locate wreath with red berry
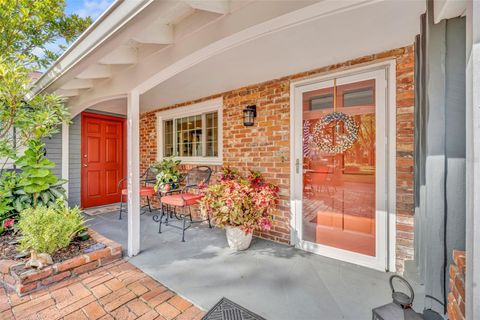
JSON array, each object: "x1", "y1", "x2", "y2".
[{"x1": 311, "y1": 112, "x2": 359, "y2": 154}]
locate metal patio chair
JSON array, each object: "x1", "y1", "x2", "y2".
[
  {"x1": 118, "y1": 166, "x2": 159, "y2": 219},
  {"x1": 155, "y1": 166, "x2": 212, "y2": 242}
]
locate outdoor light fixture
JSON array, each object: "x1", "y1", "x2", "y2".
[{"x1": 243, "y1": 105, "x2": 257, "y2": 126}]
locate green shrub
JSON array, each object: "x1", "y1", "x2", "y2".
[
  {"x1": 17, "y1": 202, "x2": 86, "y2": 254},
  {"x1": 0, "y1": 140, "x2": 68, "y2": 220},
  {"x1": 16, "y1": 140, "x2": 67, "y2": 209}
]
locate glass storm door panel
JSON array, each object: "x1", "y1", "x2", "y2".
[{"x1": 295, "y1": 68, "x2": 388, "y2": 270}]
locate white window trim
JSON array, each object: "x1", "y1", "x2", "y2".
[{"x1": 156, "y1": 97, "x2": 223, "y2": 165}]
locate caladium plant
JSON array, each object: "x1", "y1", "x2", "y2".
[{"x1": 199, "y1": 169, "x2": 279, "y2": 234}]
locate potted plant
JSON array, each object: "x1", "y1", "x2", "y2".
[
  {"x1": 153, "y1": 157, "x2": 182, "y2": 192},
  {"x1": 199, "y1": 168, "x2": 279, "y2": 250}
]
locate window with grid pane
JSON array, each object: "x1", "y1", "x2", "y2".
[
  {"x1": 206, "y1": 112, "x2": 218, "y2": 157},
  {"x1": 164, "y1": 120, "x2": 174, "y2": 157},
  {"x1": 162, "y1": 111, "x2": 218, "y2": 158}
]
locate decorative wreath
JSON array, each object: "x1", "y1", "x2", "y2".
[{"x1": 311, "y1": 112, "x2": 359, "y2": 154}]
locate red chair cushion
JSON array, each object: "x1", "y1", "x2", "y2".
[
  {"x1": 160, "y1": 193, "x2": 204, "y2": 207},
  {"x1": 121, "y1": 186, "x2": 156, "y2": 197}
]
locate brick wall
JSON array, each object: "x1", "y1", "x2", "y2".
[
  {"x1": 140, "y1": 46, "x2": 415, "y2": 271},
  {"x1": 448, "y1": 250, "x2": 466, "y2": 320}
]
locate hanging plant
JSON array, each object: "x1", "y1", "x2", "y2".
[{"x1": 311, "y1": 111, "x2": 359, "y2": 154}]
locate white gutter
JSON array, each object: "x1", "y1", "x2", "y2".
[{"x1": 29, "y1": 0, "x2": 153, "y2": 98}]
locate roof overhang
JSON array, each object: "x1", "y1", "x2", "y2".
[
  {"x1": 31, "y1": 0, "x2": 426, "y2": 117},
  {"x1": 29, "y1": 0, "x2": 152, "y2": 98}
]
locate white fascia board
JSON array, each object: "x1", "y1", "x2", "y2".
[{"x1": 29, "y1": 0, "x2": 153, "y2": 98}]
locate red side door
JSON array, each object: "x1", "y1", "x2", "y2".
[{"x1": 81, "y1": 112, "x2": 126, "y2": 208}]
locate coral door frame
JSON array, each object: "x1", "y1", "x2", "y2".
[{"x1": 289, "y1": 60, "x2": 397, "y2": 272}]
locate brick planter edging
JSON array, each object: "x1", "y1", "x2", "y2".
[
  {"x1": 0, "y1": 229, "x2": 122, "y2": 296},
  {"x1": 448, "y1": 250, "x2": 466, "y2": 320}
]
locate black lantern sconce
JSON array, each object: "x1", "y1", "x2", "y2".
[{"x1": 243, "y1": 105, "x2": 257, "y2": 126}]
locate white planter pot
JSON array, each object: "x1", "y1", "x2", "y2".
[{"x1": 226, "y1": 226, "x2": 252, "y2": 251}]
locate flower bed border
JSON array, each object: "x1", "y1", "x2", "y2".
[{"x1": 0, "y1": 229, "x2": 122, "y2": 296}]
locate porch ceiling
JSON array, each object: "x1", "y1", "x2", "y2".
[
  {"x1": 140, "y1": 0, "x2": 425, "y2": 111},
  {"x1": 32, "y1": 0, "x2": 425, "y2": 116}
]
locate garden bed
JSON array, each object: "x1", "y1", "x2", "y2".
[{"x1": 0, "y1": 229, "x2": 122, "y2": 296}]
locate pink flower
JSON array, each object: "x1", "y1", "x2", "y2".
[
  {"x1": 3, "y1": 219, "x2": 14, "y2": 229},
  {"x1": 259, "y1": 217, "x2": 272, "y2": 231}
]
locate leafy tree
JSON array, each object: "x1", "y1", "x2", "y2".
[
  {"x1": 0, "y1": 0, "x2": 92, "y2": 68},
  {"x1": 0, "y1": 0, "x2": 91, "y2": 168},
  {"x1": 0, "y1": 60, "x2": 69, "y2": 172},
  {"x1": 0, "y1": 0, "x2": 92, "y2": 215},
  {"x1": 0, "y1": 62, "x2": 69, "y2": 214}
]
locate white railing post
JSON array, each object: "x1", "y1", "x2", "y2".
[{"x1": 127, "y1": 90, "x2": 141, "y2": 256}]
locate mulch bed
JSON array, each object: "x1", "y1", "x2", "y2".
[{"x1": 0, "y1": 230, "x2": 98, "y2": 264}]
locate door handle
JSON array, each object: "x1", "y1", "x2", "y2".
[
  {"x1": 83, "y1": 164, "x2": 87, "y2": 167},
  {"x1": 295, "y1": 159, "x2": 300, "y2": 174}
]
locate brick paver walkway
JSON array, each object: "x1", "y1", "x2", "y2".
[{"x1": 0, "y1": 260, "x2": 205, "y2": 320}]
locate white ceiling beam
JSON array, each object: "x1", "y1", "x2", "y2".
[
  {"x1": 55, "y1": 89, "x2": 80, "y2": 97},
  {"x1": 76, "y1": 64, "x2": 111, "y2": 79},
  {"x1": 133, "y1": 23, "x2": 174, "y2": 45},
  {"x1": 185, "y1": 0, "x2": 230, "y2": 14},
  {"x1": 99, "y1": 45, "x2": 138, "y2": 65},
  {"x1": 60, "y1": 79, "x2": 93, "y2": 90}
]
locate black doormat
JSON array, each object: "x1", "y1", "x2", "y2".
[{"x1": 202, "y1": 297, "x2": 266, "y2": 320}]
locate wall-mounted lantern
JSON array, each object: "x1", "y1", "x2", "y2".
[{"x1": 243, "y1": 105, "x2": 257, "y2": 126}]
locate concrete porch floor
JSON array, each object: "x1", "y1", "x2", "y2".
[{"x1": 88, "y1": 210, "x2": 425, "y2": 320}]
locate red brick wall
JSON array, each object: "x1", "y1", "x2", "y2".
[
  {"x1": 140, "y1": 46, "x2": 415, "y2": 271},
  {"x1": 448, "y1": 250, "x2": 466, "y2": 320}
]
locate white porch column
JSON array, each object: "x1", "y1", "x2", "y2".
[
  {"x1": 61, "y1": 122, "x2": 69, "y2": 198},
  {"x1": 466, "y1": 1, "x2": 480, "y2": 319},
  {"x1": 127, "y1": 90, "x2": 141, "y2": 257}
]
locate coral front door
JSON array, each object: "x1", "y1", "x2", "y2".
[
  {"x1": 292, "y1": 67, "x2": 389, "y2": 271},
  {"x1": 81, "y1": 112, "x2": 126, "y2": 208}
]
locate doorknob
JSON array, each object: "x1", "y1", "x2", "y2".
[{"x1": 83, "y1": 164, "x2": 87, "y2": 167}]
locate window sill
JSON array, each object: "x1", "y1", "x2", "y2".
[{"x1": 163, "y1": 157, "x2": 223, "y2": 166}]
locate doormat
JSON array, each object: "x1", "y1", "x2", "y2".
[
  {"x1": 83, "y1": 204, "x2": 121, "y2": 216},
  {"x1": 202, "y1": 297, "x2": 266, "y2": 320}
]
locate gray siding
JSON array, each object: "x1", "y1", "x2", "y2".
[
  {"x1": 43, "y1": 117, "x2": 81, "y2": 206},
  {"x1": 413, "y1": 3, "x2": 466, "y2": 314},
  {"x1": 69, "y1": 115, "x2": 81, "y2": 207},
  {"x1": 43, "y1": 129, "x2": 62, "y2": 178}
]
